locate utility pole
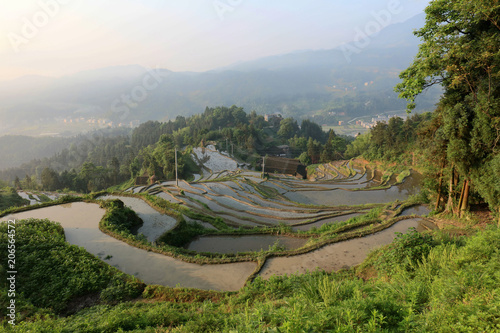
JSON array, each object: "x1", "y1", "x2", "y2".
[{"x1": 175, "y1": 147, "x2": 178, "y2": 186}]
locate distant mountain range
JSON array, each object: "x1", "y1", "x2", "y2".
[{"x1": 0, "y1": 13, "x2": 439, "y2": 136}]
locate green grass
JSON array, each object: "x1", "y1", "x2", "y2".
[{"x1": 396, "y1": 169, "x2": 411, "y2": 184}]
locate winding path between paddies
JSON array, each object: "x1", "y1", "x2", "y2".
[{"x1": 0, "y1": 202, "x2": 257, "y2": 291}]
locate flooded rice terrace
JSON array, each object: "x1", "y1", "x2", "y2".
[
  {"x1": 259, "y1": 218, "x2": 426, "y2": 279},
  {"x1": 4, "y1": 159, "x2": 431, "y2": 290},
  {"x1": 0, "y1": 203, "x2": 256, "y2": 291},
  {"x1": 281, "y1": 170, "x2": 422, "y2": 206},
  {"x1": 185, "y1": 235, "x2": 309, "y2": 254}
]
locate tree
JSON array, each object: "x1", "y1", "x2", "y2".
[
  {"x1": 78, "y1": 162, "x2": 109, "y2": 193},
  {"x1": 299, "y1": 152, "x2": 311, "y2": 165},
  {"x1": 108, "y1": 157, "x2": 120, "y2": 185},
  {"x1": 307, "y1": 137, "x2": 322, "y2": 164},
  {"x1": 320, "y1": 130, "x2": 336, "y2": 162},
  {"x1": 300, "y1": 120, "x2": 326, "y2": 143},
  {"x1": 345, "y1": 133, "x2": 372, "y2": 159},
  {"x1": 288, "y1": 135, "x2": 308, "y2": 157},
  {"x1": 41, "y1": 168, "x2": 60, "y2": 191},
  {"x1": 23, "y1": 174, "x2": 33, "y2": 190},
  {"x1": 395, "y1": 1, "x2": 500, "y2": 215},
  {"x1": 14, "y1": 176, "x2": 21, "y2": 190},
  {"x1": 277, "y1": 118, "x2": 299, "y2": 140}
]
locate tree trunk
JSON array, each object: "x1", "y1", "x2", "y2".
[
  {"x1": 460, "y1": 179, "x2": 470, "y2": 217},
  {"x1": 435, "y1": 160, "x2": 446, "y2": 211},
  {"x1": 446, "y1": 165, "x2": 455, "y2": 212},
  {"x1": 457, "y1": 179, "x2": 466, "y2": 216}
]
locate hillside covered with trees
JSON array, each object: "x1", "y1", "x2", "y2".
[{"x1": 0, "y1": 106, "x2": 351, "y2": 194}]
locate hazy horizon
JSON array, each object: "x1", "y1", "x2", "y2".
[{"x1": 1, "y1": 0, "x2": 429, "y2": 81}]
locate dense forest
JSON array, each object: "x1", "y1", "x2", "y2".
[{"x1": 0, "y1": 106, "x2": 351, "y2": 193}]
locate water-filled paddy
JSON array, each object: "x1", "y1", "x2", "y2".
[
  {"x1": 284, "y1": 171, "x2": 421, "y2": 206},
  {"x1": 185, "y1": 235, "x2": 308, "y2": 254},
  {"x1": 400, "y1": 205, "x2": 431, "y2": 216},
  {"x1": 0, "y1": 202, "x2": 256, "y2": 291},
  {"x1": 259, "y1": 218, "x2": 425, "y2": 279}
]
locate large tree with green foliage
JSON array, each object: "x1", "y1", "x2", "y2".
[
  {"x1": 395, "y1": 0, "x2": 500, "y2": 215},
  {"x1": 41, "y1": 167, "x2": 61, "y2": 191},
  {"x1": 277, "y1": 118, "x2": 299, "y2": 141}
]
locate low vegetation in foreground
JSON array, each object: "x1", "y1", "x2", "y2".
[{"x1": 1, "y1": 216, "x2": 499, "y2": 332}]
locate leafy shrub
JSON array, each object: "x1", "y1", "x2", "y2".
[
  {"x1": 0, "y1": 187, "x2": 29, "y2": 211},
  {"x1": 100, "y1": 199, "x2": 142, "y2": 233},
  {"x1": 375, "y1": 228, "x2": 434, "y2": 274}
]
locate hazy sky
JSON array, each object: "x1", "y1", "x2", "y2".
[{"x1": 1, "y1": 0, "x2": 429, "y2": 80}]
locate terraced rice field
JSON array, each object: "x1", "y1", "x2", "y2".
[
  {"x1": 123, "y1": 159, "x2": 423, "y2": 235},
  {"x1": 6, "y1": 155, "x2": 432, "y2": 291},
  {"x1": 116, "y1": 158, "x2": 431, "y2": 281}
]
